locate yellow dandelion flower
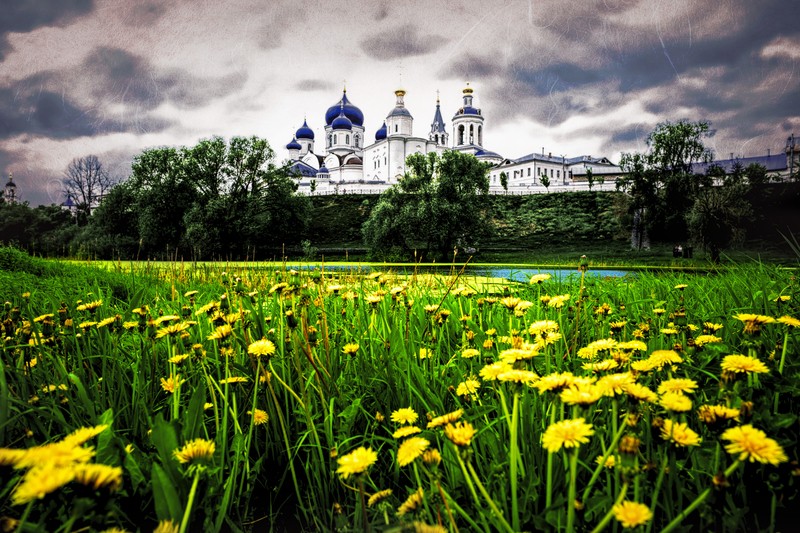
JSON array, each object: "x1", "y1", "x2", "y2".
[
  {"x1": 160, "y1": 374, "x2": 183, "y2": 393},
  {"x1": 61, "y1": 425, "x2": 110, "y2": 448},
  {"x1": 647, "y1": 350, "x2": 683, "y2": 370},
  {"x1": 535, "y1": 372, "x2": 580, "y2": 393},
  {"x1": 660, "y1": 327, "x2": 679, "y2": 335},
  {"x1": 248, "y1": 338, "x2": 276, "y2": 358},
  {"x1": 418, "y1": 347, "x2": 432, "y2": 359},
  {"x1": 342, "y1": 343, "x2": 359, "y2": 356},
  {"x1": 500, "y1": 296, "x2": 522, "y2": 310},
  {"x1": 698, "y1": 405, "x2": 740, "y2": 424},
  {"x1": 561, "y1": 384, "x2": 603, "y2": 405},
  {"x1": 617, "y1": 340, "x2": 648, "y2": 352},
  {"x1": 548, "y1": 294, "x2": 571, "y2": 308},
  {"x1": 397, "y1": 437, "x2": 430, "y2": 467},
  {"x1": 153, "y1": 520, "x2": 180, "y2": 533},
  {"x1": 456, "y1": 379, "x2": 481, "y2": 397},
  {"x1": 703, "y1": 321, "x2": 724, "y2": 332},
  {"x1": 542, "y1": 418, "x2": 594, "y2": 453},
  {"x1": 498, "y1": 368, "x2": 539, "y2": 384},
  {"x1": 422, "y1": 449, "x2": 442, "y2": 466},
  {"x1": 613, "y1": 501, "x2": 653, "y2": 529},
  {"x1": 657, "y1": 378, "x2": 698, "y2": 395},
  {"x1": 461, "y1": 348, "x2": 480, "y2": 359},
  {"x1": 500, "y1": 347, "x2": 539, "y2": 363},
  {"x1": 368, "y1": 488, "x2": 393, "y2": 507},
  {"x1": 582, "y1": 359, "x2": 619, "y2": 372},
  {"x1": 427, "y1": 409, "x2": 463, "y2": 429},
  {"x1": 250, "y1": 409, "x2": 269, "y2": 425},
  {"x1": 694, "y1": 334, "x2": 722, "y2": 347},
  {"x1": 336, "y1": 446, "x2": 377, "y2": 479},
  {"x1": 721, "y1": 354, "x2": 769, "y2": 374},
  {"x1": 219, "y1": 376, "x2": 248, "y2": 385},
  {"x1": 11, "y1": 465, "x2": 75, "y2": 505},
  {"x1": 393, "y1": 426, "x2": 422, "y2": 439},
  {"x1": 96, "y1": 316, "x2": 117, "y2": 329},
  {"x1": 168, "y1": 354, "x2": 189, "y2": 364},
  {"x1": 777, "y1": 315, "x2": 800, "y2": 328},
  {"x1": 72, "y1": 463, "x2": 123, "y2": 491},
  {"x1": 444, "y1": 421, "x2": 476, "y2": 447},
  {"x1": 734, "y1": 313, "x2": 775, "y2": 334},
  {"x1": 659, "y1": 392, "x2": 693, "y2": 412},
  {"x1": 173, "y1": 438, "x2": 215, "y2": 464},
  {"x1": 721, "y1": 425, "x2": 787, "y2": 465},
  {"x1": 207, "y1": 324, "x2": 233, "y2": 341},
  {"x1": 397, "y1": 488, "x2": 424, "y2": 516},
  {"x1": 596, "y1": 372, "x2": 636, "y2": 397},
  {"x1": 653, "y1": 308, "x2": 666, "y2": 315},
  {"x1": 391, "y1": 408, "x2": 419, "y2": 425},
  {"x1": 596, "y1": 454, "x2": 616, "y2": 469},
  {"x1": 154, "y1": 315, "x2": 181, "y2": 325},
  {"x1": 623, "y1": 383, "x2": 658, "y2": 403},
  {"x1": 660, "y1": 419, "x2": 702, "y2": 447},
  {"x1": 76, "y1": 300, "x2": 103, "y2": 312},
  {"x1": 479, "y1": 361, "x2": 511, "y2": 381},
  {"x1": 529, "y1": 273, "x2": 552, "y2": 284}
]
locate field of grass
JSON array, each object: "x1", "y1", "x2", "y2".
[{"x1": 1, "y1": 246, "x2": 798, "y2": 532}]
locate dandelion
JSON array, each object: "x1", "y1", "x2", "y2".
[
  {"x1": 72, "y1": 463, "x2": 123, "y2": 491},
  {"x1": 173, "y1": 438, "x2": 216, "y2": 464},
  {"x1": 207, "y1": 324, "x2": 233, "y2": 341},
  {"x1": 76, "y1": 300, "x2": 102, "y2": 312},
  {"x1": 154, "y1": 520, "x2": 180, "y2": 533},
  {"x1": 659, "y1": 392, "x2": 693, "y2": 412},
  {"x1": 336, "y1": 446, "x2": 377, "y2": 479},
  {"x1": 613, "y1": 501, "x2": 653, "y2": 529},
  {"x1": 500, "y1": 296, "x2": 521, "y2": 310},
  {"x1": 96, "y1": 316, "x2": 117, "y2": 329},
  {"x1": 391, "y1": 408, "x2": 419, "y2": 425},
  {"x1": 703, "y1": 321, "x2": 724, "y2": 332},
  {"x1": 778, "y1": 315, "x2": 800, "y2": 328},
  {"x1": 422, "y1": 449, "x2": 442, "y2": 466},
  {"x1": 427, "y1": 409, "x2": 463, "y2": 429},
  {"x1": 561, "y1": 384, "x2": 603, "y2": 405},
  {"x1": 160, "y1": 374, "x2": 183, "y2": 393},
  {"x1": 623, "y1": 383, "x2": 658, "y2": 403},
  {"x1": 596, "y1": 372, "x2": 636, "y2": 396},
  {"x1": 653, "y1": 308, "x2": 666, "y2": 315},
  {"x1": 541, "y1": 418, "x2": 594, "y2": 453},
  {"x1": 535, "y1": 372, "x2": 580, "y2": 393},
  {"x1": 674, "y1": 284, "x2": 688, "y2": 290},
  {"x1": 219, "y1": 376, "x2": 248, "y2": 385},
  {"x1": 456, "y1": 379, "x2": 480, "y2": 397},
  {"x1": 444, "y1": 421, "x2": 476, "y2": 446},
  {"x1": 698, "y1": 405, "x2": 740, "y2": 424},
  {"x1": 168, "y1": 353, "x2": 189, "y2": 364},
  {"x1": 418, "y1": 348, "x2": 432, "y2": 360},
  {"x1": 397, "y1": 488, "x2": 424, "y2": 516},
  {"x1": 529, "y1": 273, "x2": 552, "y2": 284},
  {"x1": 368, "y1": 489, "x2": 393, "y2": 507},
  {"x1": 647, "y1": 350, "x2": 683, "y2": 370},
  {"x1": 479, "y1": 361, "x2": 511, "y2": 381},
  {"x1": 659, "y1": 419, "x2": 702, "y2": 447},
  {"x1": 734, "y1": 313, "x2": 775, "y2": 335},
  {"x1": 721, "y1": 354, "x2": 769, "y2": 374},
  {"x1": 694, "y1": 334, "x2": 722, "y2": 347},
  {"x1": 248, "y1": 338, "x2": 276, "y2": 358},
  {"x1": 657, "y1": 378, "x2": 698, "y2": 395},
  {"x1": 398, "y1": 437, "x2": 430, "y2": 467},
  {"x1": 250, "y1": 409, "x2": 269, "y2": 425},
  {"x1": 461, "y1": 348, "x2": 480, "y2": 359},
  {"x1": 582, "y1": 359, "x2": 619, "y2": 372},
  {"x1": 548, "y1": 294, "x2": 571, "y2": 308},
  {"x1": 342, "y1": 343, "x2": 359, "y2": 356},
  {"x1": 156, "y1": 322, "x2": 191, "y2": 338},
  {"x1": 412, "y1": 522, "x2": 447, "y2": 533},
  {"x1": 393, "y1": 426, "x2": 422, "y2": 439},
  {"x1": 721, "y1": 425, "x2": 787, "y2": 465},
  {"x1": 500, "y1": 346, "x2": 539, "y2": 363},
  {"x1": 11, "y1": 465, "x2": 76, "y2": 505}
]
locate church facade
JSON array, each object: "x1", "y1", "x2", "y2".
[{"x1": 284, "y1": 84, "x2": 505, "y2": 193}]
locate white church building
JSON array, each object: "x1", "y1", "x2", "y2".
[{"x1": 284, "y1": 84, "x2": 618, "y2": 194}]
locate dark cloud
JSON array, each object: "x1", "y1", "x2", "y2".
[
  {"x1": 360, "y1": 24, "x2": 448, "y2": 61},
  {"x1": 374, "y1": 5, "x2": 390, "y2": 21},
  {"x1": 0, "y1": 0, "x2": 93, "y2": 60},
  {"x1": 294, "y1": 79, "x2": 336, "y2": 92},
  {"x1": 126, "y1": 2, "x2": 166, "y2": 26},
  {"x1": 0, "y1": 84, "x2": 100, "y2": 140},
  {"x1": 439, "y1": 54, "x2": 504, "y2": 81},
  {"x1": 83, "y1": 47, "x2": 247, "y2": 110},
  {"x1": 256, "y1": 4, "x2": 306, "y2": 50}
]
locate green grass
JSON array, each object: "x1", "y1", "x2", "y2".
[{"x1": 1, "y1": 247, "x2": 798, "y2": 532}]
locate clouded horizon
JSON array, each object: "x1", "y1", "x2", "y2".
[{"x1": 2, "y1": 0, "x2": 799, "y2": 205}]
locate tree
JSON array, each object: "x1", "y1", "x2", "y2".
[
  {"x1": 585, "y1": 168, "x2": 594, "y2": 190},
  {"x1": 500, "y1": 171, "x2": 508, "y2": 193},
  {"x1": 540, "y1": 173, "x2": 551, "y2": 192},
  {"x1": 63, "y1": 155, "x2": 116, "y2": 225},
  {"x1": 617, "y1": 120, "x2": 714, "y2": 246},
  {"x1": 362, "y1": 151, "x2": 491, "y2": 260}
]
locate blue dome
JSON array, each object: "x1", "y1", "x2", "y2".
[
  {"x1": 375, "y1": 122, "x2": 387, "y2": 141},
  {"x1": 331, "y1": 109, "x2": 352, "y2": 131},
  {"x1": 387, "y1": 107, "x2": 412, "y2": 119},
  {"x1": 454, "y1": 106, "x2": 481, "y2": 117},
  {"x1": 295, "y1": 119, "x2": 314, "y2": 140},
  {"x1": 286, "y1": 137, "x2": 302, "y2": 150},
  {"x1": 317, "y1": 166, "x2": 329, "y2": 175},
  {"x1": 325, "y1": 92, "x2": 364, "y2": 126}
]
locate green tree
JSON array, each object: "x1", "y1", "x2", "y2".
[
  {"x1": 500, "y1": 171, "x2": 508, "y2": 193},
  {"x1": 362, "y1": 151, "x2": 491, "y2": 260},
  {"x1": 617, "y1": 120, "x2": 714, "y2": 246}
]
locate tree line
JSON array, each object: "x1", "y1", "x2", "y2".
[{"x1": 1, "y1": 122, "x2": 792, "y2": 262}]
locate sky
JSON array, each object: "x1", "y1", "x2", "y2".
[{"x1": 1, "y1": 0, "x2": 799, "y2": 206}]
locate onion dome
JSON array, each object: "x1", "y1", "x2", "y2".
[
  {"x1": 317, "y1": 165, "x2": 329, "y2": 175},
  {"x1": 325, "y1": 90, "x2": 364, "y2": 126},
  {"x1": 331, "y1": 108, "x2": 352, "y2": 131},
  {"x1": 375, "y1": 122, "x2": 387, "y2": 141},
  {"x1": 286, "y1": 137, "x2": 302, "y2": 151},
  {"x1": 295, "y1": 119, "x2": 314, "y2": 140}
]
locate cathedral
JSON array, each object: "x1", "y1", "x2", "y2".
[{"x1": 284, "y1": 84, "x2": 504, "y2": 192}]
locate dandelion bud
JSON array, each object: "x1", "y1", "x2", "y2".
[
  {"x1": 285, "y1": 310, "x2": 298, "y2": 329},
  {"x1": 619, "y1": 436, "x2": 641, "y2": 455}
]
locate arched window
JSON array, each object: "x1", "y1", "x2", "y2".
[
  {"x1": 346, "y1": 134, "x2": 350, "y2": 145},
  {"x1": 458, "y1": 125, "x2": 465, "y2": 145},
  {"x1": 327, "y1": 134, "x2": 332, "y2": 148},
  {"x1": 469, "y1": 124, "x2": 474, "y2": 144},
  {"x1": 395, "y1": 124, "x2": 398, "y2": 133},
  {"x1": 478, "y1": 125, "x2": 482, "y2": 146}
]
